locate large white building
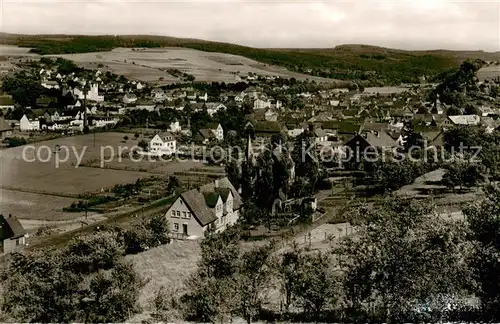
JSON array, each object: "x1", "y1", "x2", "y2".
[
  {"x1": 73, "y1": 83, "x2": 104, "y2": 102},
  {"x1": 149, "y1": 132, "x2": 177, "y2": 156},
  {"x1": 20, "y1": 114, "x2": 40, "y2": 131}
]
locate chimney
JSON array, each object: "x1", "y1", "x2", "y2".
[{"x1": 215, "y1": 179, "x2": 219, "y2": 188}]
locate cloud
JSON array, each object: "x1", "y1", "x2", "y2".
[{"x1": 1, "y1": 0, "x2": 499, "y2": 51}]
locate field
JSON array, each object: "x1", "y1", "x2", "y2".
[
  {"x1": 0, "y1": 188, "x2": 77, "y2": 221},
  {"x1": 47, "y1": 47, "x2": 335, "y2": 83},
  {"x1": 5, "y1": 32, "x2": 496, "y2": 84},
  {"x1": 477, "y1": 65, "x2": 500, "y2": 81},
  {"x1": 0, "y1": 132, "x2": 213, "y2": 225}
]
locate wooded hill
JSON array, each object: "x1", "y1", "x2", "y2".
[{"x1": 1, "y1": 33, "x2": 498, "y2": 85}]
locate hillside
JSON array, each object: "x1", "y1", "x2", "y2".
[{"x1": 1, "y1": 33, "x2": 498, "y2": 85}]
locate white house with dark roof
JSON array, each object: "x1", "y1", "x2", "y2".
[
  {"x1": 164, "y1": 177, "x2": 242, "y2": 239},
  {"x1": 20, "y1": 114, "x2": 40, "y2": 131},
  {"x1": 149, "y1": 132, "x2": 176, "y2": 156}
]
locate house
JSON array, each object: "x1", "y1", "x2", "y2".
[
  {"x1": 478, "y1": 105, "x2": 497, "y2": 117},
  {"x1": 149, "y1": 132, "x2": 177, "y2": 156},
  {"x1": 136, "y1": 82, "x2": 144, "y2": 90},
  {"x1": 73, "y1": 83, "x2": 104, "y2": 102},
  {"x1": 288, "y1": 125, "x2": 307, "y2": 138},
  {"x1": 0, "y1": 118, "x2": 14, "y2": 140},
  {"x1": 123, "y1": 93, "x2": 138, "y2": 104},
  {"x1": 206, "y1": 123, "x2": 224, "y2": 141},
  {"x1": 92, "y1": 118, "x2": 119, "y2": 128},
  {"x1": 152, "y1": 88, "x2": 167, "y2": 102},
  {"x1": 41, "y1": 80, "x2": 59, "y2": 89},
  {"x1": 194, "y1": 129, "x2": 216, "y2": 144},
  {"x1": 169, "y1": 120, "x2": 182, "y2": 133},
  {"x1": 253, "y1": 98, "x2": 272, "y2": 110},
  {"x1": 0, "y1": 214, "x2": 28, "y2": 253},
  {"x1": 205, "y1": 103, "x2": 226, "y2": 116},
  {"x1": 247, "y1": 121, "x2": 286, "y2": 139},
  {"x1": 448, "y1": 115, "x2": 481, "y2": 126},
  {"x1": 265, "y1": 109, "x2": 278, "y2": 122},
  {"x1": 344, "y1": 131, "x2": 397, "y2": 161},
  {"x1": 19, "y1": 114, "x2": 40, "y2": 131},
  {"x1": 164, "y1": 177, "x2": 243, "y2": 239},
  {"x1": 313, "y1": 128, "x2": 329, "y2": 144}
]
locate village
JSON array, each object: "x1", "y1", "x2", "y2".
[{"x1": 1, "y1": 48, "x2": 500, "y2": 322}]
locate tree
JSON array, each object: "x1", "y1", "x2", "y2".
[
  {"x1": 2, "y1": 70, "x2": 44, "y2": 107},
  {"x1": 138, "y1": 139, "x2": 148, "y2": 151},
  {"x1": 464, "y1": 104, "x2": 481, "y2": 115},
  {"x1": 182, "y1": 228, "x2": 241, "y2": 322},
  {"x1": 134, "y1": 132, "x2": 139, "y2": 139},
  {"x1": 292, "y1": 251, "x2": 339, "y2": 322},
  {"x1": 2, "y1": 234, "x2": 143, "y2": 323},
  {"x1": 225, "y1": 159, "x2": 241, "y2": 191},
  {"x1": 61, "y1": 232, "x2": 123, "y2": 274},
  {"x1": 292, "y1": 131, "x2": 320, "y2": 194},
  {"x1": 335, "y1": 198, "x2": 469, "y2": 322},
  {"x1": 442, "y1": 155, "x2": 483, "y2": 191},
  {"x1": 166, "y1": 176, "x2": 181, "y2": 194},
  {"x1": 446, "y1": 106, "x2": 462, "y2": 116},
  {"x1": 464, "y1": 185, "x2": 500, "y2": 319},
  {"x1": 275, "y1": 243, "x2": 301, "y2": 313},
  {"x1": 83, "y1": 261, "x2": 144, "y2": 323},
  {"x1": 235, "y1": 243, "x2": 274, "y2": 323}
]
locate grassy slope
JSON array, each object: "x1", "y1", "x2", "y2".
[{"x1": 1, "y1": 33, "x2": 498, "y2": 84}]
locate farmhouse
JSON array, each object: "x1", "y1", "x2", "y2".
[
  {"x1": 149, "y1": 132, "x2": 176, "y2": 156},
  {"x1": 165, "y1": 177, "x2": 242, "y2": 239},
  {"x1": 0, "y1": 214, "x2": 28, "y2": 254},
  {"x1": 344, "y1": 130, "x2": 397, "y2": 159},
  {"x1": 0, "y1": 118, "x2": 14, "y2": 140},
  {"x1": 20, "y1": 114, "x2": 40, "y2": 131}
]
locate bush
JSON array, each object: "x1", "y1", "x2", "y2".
[
  {"x1": 122, "y1": 214, "x2": 170, "y2": 254},
  {"x1": 62, "y1": 232, "x2": 124, "y2": 274},
  {"x1": 7, "y1": 136, "x2": 27, "y2": 148}
]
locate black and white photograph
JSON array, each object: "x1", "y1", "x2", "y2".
[{"x1": 0, "y1": 0, "x2": 499, "y2": 322}]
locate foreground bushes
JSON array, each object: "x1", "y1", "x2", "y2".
[{"x1": 0, "y1": 232, "x2": 144, "y2": 322}]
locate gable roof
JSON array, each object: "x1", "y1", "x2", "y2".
[
  {"x1": 364, "y1": 131, "x2": 397, "y2": 148},
  {"x1": 448, "y1": 115, "x2": 481, "y2": 125},
  {"x1": 198, "y1": 129, "x2": 216, "y2": 139},
  {"x1": 252, "y1": 121, "x2": 282, "y2": 133},
  {"x1": 180, "y1": 190, "x2": 217, "y2": 226},
  {"x1": 206, "y1": 122, "x2": 221, "y2": 130},
  {"x1": 0, "y1": 214, "x2": 26, "y2": 240},
  {"x1": 178, "y1": 177, "x2": 243, "y2": 226}
]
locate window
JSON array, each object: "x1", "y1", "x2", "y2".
[
  {"x1": 171, "y1": 210, "x2": 176, "y2": 217},
  {"x1": 174, "y1": 223, "x2": 179, "y2": 232},
  {"x1": 183, "y1": 211, "x2": 187, "y2": 218},
  {"x1": 187, "y1": 212, "x2": 191, "y2": 219},
  {"x1": 16, "y1": 239, "x2": 20, "y2": 246},
  {"x1": 176, "y1": 211, "x2": 181, "y2": 217}
]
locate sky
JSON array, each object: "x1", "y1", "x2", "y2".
[{"x1": 1, "y1": 0, "x2": 499, "y2": 51}]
